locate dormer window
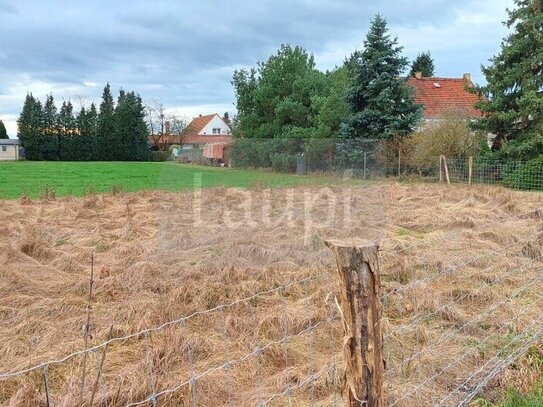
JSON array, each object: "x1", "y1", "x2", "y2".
[{"x1": 212, "y1": 128, "x2": 221, "y2": 135}]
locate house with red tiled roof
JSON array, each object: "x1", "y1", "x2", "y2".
[
  {"x1": 180, "y1": 113, "x2": 232, "y2": 149},
  {"x1": 407, "y1": 73, "x2": 483, "y2": 121},
  {"x1": 148, "y1": 113, "x2": 232, "y2": 157}
]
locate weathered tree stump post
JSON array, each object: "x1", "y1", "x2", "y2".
[{"x1": 325, "y1": 239, "x2": 384, "y2": 407}]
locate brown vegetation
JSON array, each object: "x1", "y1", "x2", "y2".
[{"x1": 0, "y1": 183, "x2": 542, "y2": 406}]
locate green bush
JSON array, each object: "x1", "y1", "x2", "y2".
[
  {"x1": 502, "y1": 157, "x2": 543, "y2": 190},
  {"x1": 230, "y1": 138, "x2": 303, "y2": 169},
  {"x1": 150, "y1": 151, "x2": 171, "y2": 162},
  {"x1": 271, "y1": 152, "x2": 297, "y2": 172}
]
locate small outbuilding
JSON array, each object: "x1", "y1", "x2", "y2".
[{"x1": 0, "y1": 139, "x2": 20, "y2": 161}]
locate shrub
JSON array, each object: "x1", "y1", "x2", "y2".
[
  {"x1": 230, "y1": 138, "x2": 303, "y2": 169},
  {"x1": 405, "y1": 108, "x2": 485, "y2": 175},
  {"x1": 150, "y1": 151, "x2": 171, "y2": 162},
  {"x1": 271, "y1": 152, "x2": 297, "y2": 172},
  {"x1": 502, "y1": 157, "x2": 543, "y2": 190}
]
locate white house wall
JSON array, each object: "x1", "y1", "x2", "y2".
[
  {"x1": 199, "y1": 115, "x2": 230, "y2": 136},
  {"x1": 0, "y1": 145, "x2": 19, "y2": 161}
]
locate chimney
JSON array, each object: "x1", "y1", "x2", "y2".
[
  {"x1": 415, "y1": 71, "x2": 422, "y2": 80},
  {"x1": 463, "y1": 73, "x2": 472, "y2": 83},
  {"x1": 165, "y1": 121, "x2": 171, "y2": 135}
]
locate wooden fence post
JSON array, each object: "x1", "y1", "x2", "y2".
[
  {"x1": 468, "y1": 156, "x2": 473, "y2": 186},
  {"x1": 325, "y1": 239, "x2": 384, "y2": 407},
  {"x1": 441, "y1": 155, "x2": 451, "y2": 184},
  {"x1": 439, "y1": 155, "x2": 443, "y2": 183}
]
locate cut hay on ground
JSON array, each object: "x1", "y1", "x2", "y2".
[{"x1": 0, "y1": 183, "x2": 542, "y2": 406}]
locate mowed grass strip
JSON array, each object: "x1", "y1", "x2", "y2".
[{"x1": 0, "y1": 161, "x2": 360, "y2": 199}]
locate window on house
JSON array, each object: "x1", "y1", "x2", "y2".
[
  {"x1": 1, "y1": 146, "x2": 6, "y2": 152},
  {"x1": 212, "y1": 128, "x2": 221, "y2": 135}
]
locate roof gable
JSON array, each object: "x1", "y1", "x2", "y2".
[
  {"x1": 182, "y1": 113, "x2": 228, "y2": 137},
  {"x1": 407, "y1": 77, "x2": 483, "y2": 119}
]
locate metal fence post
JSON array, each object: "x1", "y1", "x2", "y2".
[
  {"x1": 364, "y1": 152, "x2": 367, "y2": 180},
  {"x1": 325, "y1": 239, "x2": 384, "y2": 407}
]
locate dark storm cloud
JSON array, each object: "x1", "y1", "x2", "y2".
[{"x1": 0, "y1": 0, "x2": 513, "y2": 136}]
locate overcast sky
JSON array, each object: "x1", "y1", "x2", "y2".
[{"x1": 0, "y1": 0, "x2": 514, "y2": 137}]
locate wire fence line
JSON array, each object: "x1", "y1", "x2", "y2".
[
  {"x1": 389, "y1": 315, "x2": 543, "y2": 407},
  {"x1": 125, "y1": 315, "x2": 337, "y2": 407},
  {"x1": 6, "y1": 203, "x2": 535, "y2": 384},
  {"x1": 386, "y1": 255, "x2": 543, "y2": 377},
  {"x1": 0, "y1": 274, "x2": 325, "y2": 381},
  {"x1": 226, "y1": 137, "x2": 543, "y2": 191},
  {"x1": 2, "y1": 209, "x2": 543, "y2": 405},
  {"x1": 382, "y1": 221, "x2": 543, "y2": 303}
]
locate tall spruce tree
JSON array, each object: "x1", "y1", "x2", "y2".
[
  {"x1": 96, "y1": 83, "x2": 115, "y2": 160},
  {"x1": 473, "y1": 0, "x2": 543, "y2": 158},
  {"x1": 41, "y1": 94, "x2": 59, "y2": 160},
  {"x1": 114, "y1": 90, "x2": 150, "y2": 161},
  {"x1": 341, "y1": 14, "x2": 422, "y2": 141},
  {"x1": 17, "y1": 93, "x2": 43, "y2": 160},
  {"x1": 57, "y1": 101, "x2": 77, "y2": 160},
  {"x1": 88, "y1": 103, "x2": 98, "y2": 160},
  {"x1": 410, "y1": 51, "x2": 435, "y2": 77},
  {"x1": 0, "y1": 120, "x2": 8, "y2": 139},
  {"x1": 77, "y1": 107, "x2": 94, "y2": 161}
]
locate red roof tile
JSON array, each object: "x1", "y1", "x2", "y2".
[
  {"x1": 181, "y1": 113, "x2": 219, "y2": 137},
  {"x1": 407, "y1": 77, "x2": 483, "y2": 119}
]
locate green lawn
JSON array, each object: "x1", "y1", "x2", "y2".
[{"x1": 0, "y1": 161, "x2": 359, "y2": 199}]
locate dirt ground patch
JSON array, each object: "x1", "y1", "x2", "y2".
[{"x1": 0, "y1": 183, "x2": 542, "y2": 406}]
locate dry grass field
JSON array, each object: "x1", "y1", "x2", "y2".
[{"x1": 1, "y1": 182, "x2": 542, "y2": 406}]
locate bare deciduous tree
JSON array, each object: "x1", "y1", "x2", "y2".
[{"x1": 145, "y1": 103, "x2": 188, "y2": 151}]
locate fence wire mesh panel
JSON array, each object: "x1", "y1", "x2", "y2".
[
  {"x1": 445, "y1": 158, "x2": 543, "y2": 190},
  {"x1": 228, "y1": 137, "x2": 543, "y2": 191}
]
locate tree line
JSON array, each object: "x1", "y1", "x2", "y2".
[
  {"x1": 232, "y1": 15, "x2": 431, "y2": 144},
  {"x1": 232, "y1": 0, "x2": 543, "y2": 164},
  {"x1": 17, "y1": 83, "x2": 150, "y2": 161}
]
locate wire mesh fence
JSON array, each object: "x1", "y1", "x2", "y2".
[{"x1": 227, "y1": 137, "x2": 543, "y2": 191}]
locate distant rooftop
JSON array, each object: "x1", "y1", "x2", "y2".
[
  {"x1": 407, "y1": 73, "x2": 483, "y2": 119},
  {"x1": 0, "y1": 139, "x2": 20, "y2": 145}
]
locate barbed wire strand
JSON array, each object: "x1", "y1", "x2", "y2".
[
  {"x1": 0, "y1": 274, "x2": 325, "y2": 381},
  {"x1": 389, "y1": 315, "x2": 543, "y2": 407},
  {"x1": 383, "y1": 227, "x2": 543, "y2": 336},
  {"x1": 385, "y1": 251, "x2": 543, "y2": 375},
  {"x1": 453, "y1": 322, "x2": 543, "y2": 407},
  {"x1": 260, "y1": 361, "x2": 336, "y2": 406},
  {"x1": 382, "y1": 226, "x2": 542, "y2": 302},
  {"x1": 124, "y1": 315, "x2": 336, "y2": 407}
]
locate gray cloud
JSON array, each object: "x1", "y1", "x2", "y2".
[{"x1": 0, "y1": 0, "x2": 513, "y2": 136}]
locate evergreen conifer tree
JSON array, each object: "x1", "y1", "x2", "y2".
[
  {"x1": 96, "y1": 83, "x2": 115, "y2": 160},
  {"x1": 41, "y1": 94, "x2": 59, "y2": 160},
  {"x1": 473, "y1": 0, "x2": 543, "y2": 158},
  {"x1": 0, "y1": 120, "x2": 8, "y2": 139},
  {"x1": 58, "y1": 101, "x2": 76, "y2": 160},
  {"x1": 17, "y1": 93, "x2": 43, "y2": 160},
  {"x1": 88, "y1": 103, "x2": 98, "y2": 160},
  {"x1": 409, "y1": 51, "x2": 435, "y2": 77},
  {"x1": 341, "y1": 14, "x2": 422, "y2": 141},
  {"x1": 114, "y1": 90, "x2": 150, "y2": 161}
]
